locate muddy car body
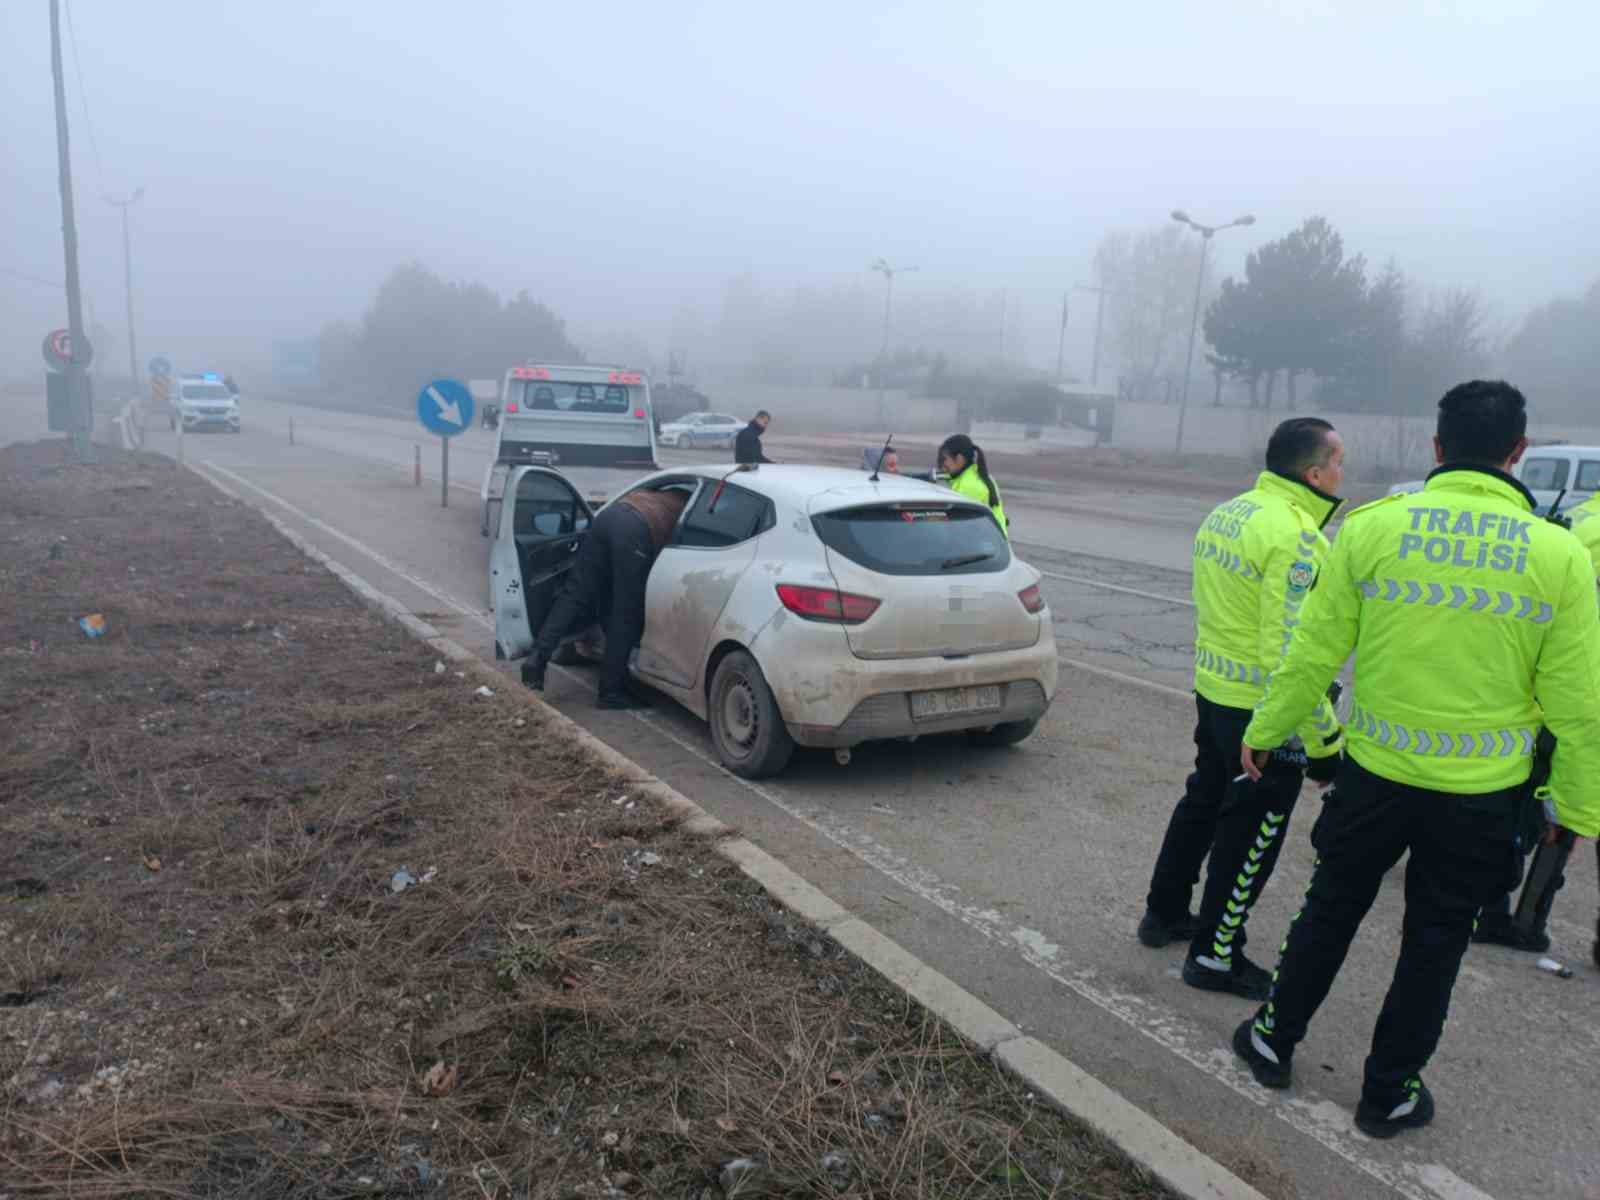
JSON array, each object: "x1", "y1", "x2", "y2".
[{"x1": 491, "y1": 463, "x2": 1058, "y2": 777}]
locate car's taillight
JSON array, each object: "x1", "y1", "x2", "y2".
[
  {"x1": 505, "y1": 402, "x2": 519, "y2": 413},
  {"x1": 1018, "y1": 583, "x2": 1045, "y2": 613},
  {"x1": 776, "y1": 584, "x2": 880, "y2": 625},
  {"x1": 633, "y1": 408, "x2": 646, "y2": 419}
]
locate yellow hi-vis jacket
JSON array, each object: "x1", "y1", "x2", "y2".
[
  {"x1": 1192, "y1": 470, "x2": 1343, "y2": 759},
  {"x1": 1245, "y1": 466, "x2": 1600, "y2": 837},
  {"x1": 949, "y1": 464, "x2": 1008, "y2": 537},
  {"x1": 1569, "y1": 495, "x2": 1600, "y2": 575}
]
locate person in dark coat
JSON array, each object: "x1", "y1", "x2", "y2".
[
  {"x1": 521, "y1": 487, "x2": 689, "y2": 709},
  {"x1": 734, "y1": 411, "x2": 774, "y2": 464}
]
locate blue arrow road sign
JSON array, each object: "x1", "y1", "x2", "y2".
[{"x1": 417, "y1": 378, "x2": 473, "y2": 438}]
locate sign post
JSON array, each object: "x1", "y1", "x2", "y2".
[
  {"x1": 415, "y1": 379, "x2": 473, "y2": 509},
  {"x1": 149, "y1": 356, "x2": 178, "y2": 465}
]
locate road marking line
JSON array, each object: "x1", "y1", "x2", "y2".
[
  {"x1": 199, "y1": 462, "x2": 491, "y2": 627},
  {"x1": 1036, "y1": 569, "x2": 1195, "y2": 608},
  {"x1": 625, "y1": 720, "x2": 1479, "y2": 1200},
  {"x1": 1059, "y1": 656, "x2": 1191, "y2": 700},
  {"x1": 202, "y1": 454, "x2": 1494, "y2": 1200}
]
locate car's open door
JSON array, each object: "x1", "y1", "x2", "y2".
[{"x1": 492, "y1": 466, "x2": 594, "y2": 660}]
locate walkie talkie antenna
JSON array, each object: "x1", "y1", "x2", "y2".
[{"x1": 869, "y1": 433, "x2": 894, "y2": 482}]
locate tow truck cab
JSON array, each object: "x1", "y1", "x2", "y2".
[{"x1": 479, "y1": 363, "x2": 655, "y2": 536}]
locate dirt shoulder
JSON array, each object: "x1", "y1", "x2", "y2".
[{"x1": 0, "y1": 438, "x2": 1175, "y2": 1199}]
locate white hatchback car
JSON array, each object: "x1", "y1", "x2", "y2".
[
  {"x1": 658, "y1": 412, "x2": 743, "y2": 450},
  {"x1": 490, "y1": 464, "x2": 1058, "y2": 776}
]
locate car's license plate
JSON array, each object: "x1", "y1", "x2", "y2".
[{"x1": 910, "y1": 685, "x2": 1002, "y2": 720}]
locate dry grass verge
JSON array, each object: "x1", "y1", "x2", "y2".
[{"x1": 0, "y1": 438, "x2": 1173, "y2": 1200}]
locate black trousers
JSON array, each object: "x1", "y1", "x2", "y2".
[
  {"x1": 1146, "y1": 694, "x2": 1306, "y2": 963},
  {"x1": 1253, "y1": 757, "x2": 1522, "y2": 1105},
  {"x1": 533, "y1": 504, "x2": 654, "y2": 696}
]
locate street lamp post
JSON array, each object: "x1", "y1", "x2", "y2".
[
  {"x1": 106, "y1": 187, "x2": 144, "y2": 400},
  {"x1": 1171, "y1": 210, "x2": 1255, "y2": 455},
  {"x1": 870, "y1": 257, "x2": 917, "y2": 429}
]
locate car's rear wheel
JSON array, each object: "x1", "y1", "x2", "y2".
[
  {"x1": 966, "y1": 718, "x2": 1039, "y2": 748},
  {"x1": 708, "y1": 650, "x2": 794, "y2": 778}
]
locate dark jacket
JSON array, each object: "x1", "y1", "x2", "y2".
[
  {"x1": 619, "y1": 488, "x2": 689, "y2": 553},
  {"x1": 734, "y1": 421, "x2": 773, "y2": 464}
]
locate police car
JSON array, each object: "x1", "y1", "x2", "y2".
[
  {"x1": 169, "y1": 373, "x2": 241, "y2": 434},
  {"x1": 1386, "y1": 443, "x2": 1600, "y2": 514}
]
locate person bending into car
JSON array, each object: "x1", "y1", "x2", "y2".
[{"x1": 521, "y1": 487, "x2": 689, "y2": 709}]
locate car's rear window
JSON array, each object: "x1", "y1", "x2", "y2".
[
  {"x1": 510, "y1": 379, "x2": 637, "y2": 414},
  {"x1": 812, "y1": 504, "x2": 1010, "y2": 576}
]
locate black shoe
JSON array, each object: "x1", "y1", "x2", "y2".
[
  {"x1": 597, "y1": 690, "x2": 651, "y2": 711},
  {"x1": 1471, "y1": 914, "x2": 1550, "y2": 954},
  {"x1": 1232, "y1": 1018, "x2": 1292, "y2": 1089},
  {"x1": 1355, "y1": 1082, "x2": 1435, "y2": 1139},
  {"x1": 1137, "y1": 908, "x2": 1199, "y2": 948},
  {"x1": 1183, "y1": 953, "x2": 1273, "y2": 1001},
  {"x1": 521, "y1": 652, "x2": 549, "y2": 691}
]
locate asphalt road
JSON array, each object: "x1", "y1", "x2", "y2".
[{"x1": 11, "y1": 396, "x2": 1597, "y2": 1200}]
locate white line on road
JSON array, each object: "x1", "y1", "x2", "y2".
[
  {"x1": 1059, "y1": 656, "x2": 1192, "y2": 700},
  {"x1": 1036, "y1": 569, "x2": 1196, "y2": 608}
]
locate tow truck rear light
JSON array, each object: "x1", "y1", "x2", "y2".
[
  {"x1": 1018, "y1": 583, "x2": 1045, "y2": 613},
  {"x1": 510, "y1": 367, "x2": 551, "y2": 380},
  {"x1": 609, "y1": 371, "x2": 643, "y2": 384},
  {"x1": 633, "y1": 408, "x2": 646, "y2": 419},
  {"x1": 776, "y1": 584, "x2": 880, "y2": 625}
]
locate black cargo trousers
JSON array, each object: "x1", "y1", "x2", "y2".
[
  {"x1": 1147, "y1": 693, "x2": 1307, "y2": 965},
  {"x1": 1250, "y1": 757, "x2": 1522, "y2": 1107},
  {"x1": 533, "y1": 504, "x2": 655, "y2": 696}
]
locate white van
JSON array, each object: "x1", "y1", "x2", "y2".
[
  {"x1": 479, "y1": 363, "x2": 656, "y2": 536},
  {"x1": 1386, "y1": 444, "x2": 1600, "y2": 514}
]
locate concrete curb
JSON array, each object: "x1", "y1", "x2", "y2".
[{"x1": 190, "y1": 461, "x2": 1266, "y2": 1200}]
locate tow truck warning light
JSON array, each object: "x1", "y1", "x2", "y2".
[
  {"x1": 510, "y1": 367, "x2": 552, "y2": 380},
  {"x1": 202, "y1": 372, "x2": 220, "y2": 381},
  {"x1": 609, "y1": 372, "x2": 643, "y2": 385}
]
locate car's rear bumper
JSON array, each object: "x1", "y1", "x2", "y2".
[
  {"x1": 759, "y1": 624, "x2": 1058, "y2": 748},
  {"x1": 787, "y1": 678, "x2": 1051, "y2": 747}
]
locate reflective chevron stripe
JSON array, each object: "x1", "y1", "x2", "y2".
[
  {"x1": 1195, "y1": 647, "x2": 1265, "y2": 685},
  {"x1": 1194, "y1": 538, "x2": 1262, "y2": 581},
  {"x1": 1357, "y1": 577, "x2": 1553, "y2": 624},
  {"x1": 1347, "y1": 703, "x2": 1535, "y2": 759},
  {"x1": 1210, "y1": 810, "x2": 1287, "y2": 963}
]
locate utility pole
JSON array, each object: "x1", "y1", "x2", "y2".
[
  {"x1": 1171, "y1": 209, "x2": 1255, "y2": 456},
  {"x1": 50, "y1": 0, "x2": 93, "y2": 461},
  {"x1": 870, "y1": 258, "x2": 917, "y2": 429},
  {"x1": 1074, "y1": 283, "x2": 1113, "y2": 389},
  {"x1": 1054, "y1": 292, "x2": 1069, "y2": 383},
  {"x1": 106, "y1": 188, "x2": 144, "y2": 401}
]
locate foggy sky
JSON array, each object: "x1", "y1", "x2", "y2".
[{"x1": 4, "y1": 0, "x2": 1597, "y2": 380}]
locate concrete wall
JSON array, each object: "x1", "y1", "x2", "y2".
[{"x1": 1111, "y1": 401, "x2": 1600, "y2": 478}]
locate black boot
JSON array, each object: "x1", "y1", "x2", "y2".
[
  {"x1": 521, "y1": 652, "x2": 549, "y2": 691},
  {"x1": 1137, "y1": 908, "x2": 1199, "y2": 948},
  {"x1": 1183, "y1": 952, "x2": 1273, "y2": 1001},
  {"x1": 1355, "y1": 1081, "x2": 1435, "y2": 1139},
  {"x1": 1472, "y1": 911, "x2": 1549, "y2": 953}
]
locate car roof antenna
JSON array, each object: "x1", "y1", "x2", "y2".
[{"x1": 869, "y1": 433, "x2": 894, "y2": 483}]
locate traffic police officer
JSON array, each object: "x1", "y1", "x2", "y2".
[
  {"x1": 1232, "y1": 381, "x2": 1600, "y2": 1138},
  {"x1": 1140, "y1": 418, "x2": 1345, "y2": 1001}
]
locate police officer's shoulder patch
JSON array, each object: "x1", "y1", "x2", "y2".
[{"x1": 1287, "y1": 560, "x2": 1315, "y2": 592}]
